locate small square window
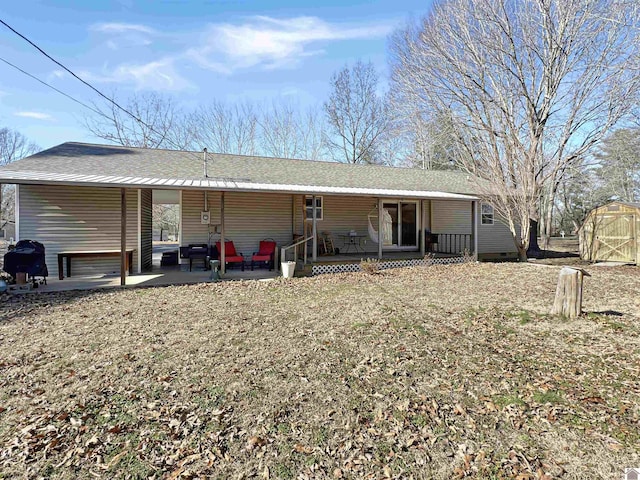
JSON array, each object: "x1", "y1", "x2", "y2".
[
  {"x1": 305, "y1": 196, "x2": 323, "y2": 221},
  {"x1": 481, "y1": 203, "x2": 494, "y2": 225}
]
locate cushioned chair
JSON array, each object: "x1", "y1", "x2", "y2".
[
  {"x1": 215, "y1": 241, "x2": 245, "y2": 271},
  {"x1": 251, "y1": 239, "x2": 276, "y2": 270}
]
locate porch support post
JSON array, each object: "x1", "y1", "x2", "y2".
[
  {"x1": 471, "y1": 200, "x2": 478, "y2": 260},
  {"x1": 220, "y1": 191, "x2": 226, "y2": 274},
  {"x1": 420, "y1": 199, "x2": 426, "y2": 256},
  {"x1": 137, "y1": 189, "x2": 141, "y2": 274},
  {"x1": 311, "y1": 195, "x2": 317, "y2": 262},
  {"x1": 120, "y1": 187, "x2": 127, "y2": 287},
  {"x1": 15, "y1": 184, "x2": 19, "y2": 241},
  {"x1": 378, "y1": 197, "x2": 383, "y2": 259},
  {"x1": 291, "y1": 194, "x2": 296, "y2": 237}
]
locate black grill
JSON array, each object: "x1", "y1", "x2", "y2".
[{"x1": 3, "y1": 240, "x2": 48, "y2": 283}]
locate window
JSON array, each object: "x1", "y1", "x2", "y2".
[
  {"x1": 305, "y1": 196, "x2": 323, "y2": 221},
  {"x1": 481, "y1": 203, "x2": 494, "y2": 225}
]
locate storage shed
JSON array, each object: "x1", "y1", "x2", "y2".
[{"x1": 579, "y1": 201, "x2": 640, "y2": 264}]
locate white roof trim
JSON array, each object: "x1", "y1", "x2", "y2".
[{"x1": 0, "y1": 170, "x2": 479, "y2": 200}]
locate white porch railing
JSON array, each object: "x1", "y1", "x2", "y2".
[{"x1": 280, "y1": 235, "x2": 313, "y2": 268}]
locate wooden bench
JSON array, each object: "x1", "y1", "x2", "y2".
[{"x1": 57, "y1": 250, "x2": 135, "y2": 280}]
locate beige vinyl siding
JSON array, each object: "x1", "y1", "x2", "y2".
[
  {"x1": 431, "y1": 200, "x2": 472, "y2": 234},
  {"x1": 477, "y1": 211, "x2": 518, "y2": 254},
  {"x1": 293, "y1": 194, "x2": 380, "y2": 253},
  {"x1": 180, "y1": 191, "x2": 517, "y2": 259},
  {"x1": 180, "y1": 190, "x2": 293, "y2": 257},
  {"x1": 180, "y1": 190, "x2": 218, "y2": 247},
  {"x1": 19, "y1": 184, "x2": 139, "y2": 277},
  {"x1": 140, "y1": 189, "x2": 153, "y2": 271},
  {"x1": 431, "y1": 200, "x2": 472, "y2": 252}
]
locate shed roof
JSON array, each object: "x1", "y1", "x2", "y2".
[
  {"x1": 0, "y1": 142, "x2": 481, "y2": 200},
  {"x1": 618, "y1": 201, "x2": 640, "y2": 209}
]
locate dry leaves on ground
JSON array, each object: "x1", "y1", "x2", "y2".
[{"x1": 0, "y1": 262, "x2": 638, "y2": 479}]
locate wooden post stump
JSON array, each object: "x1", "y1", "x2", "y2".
[{"x1": 551, "y1": 267, "x2": 591, "y2": 318}]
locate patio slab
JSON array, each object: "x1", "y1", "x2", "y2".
[{"x1": 14, "y1": 266, "x2": 279, "y2": 294}]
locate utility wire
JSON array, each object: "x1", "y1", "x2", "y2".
[
  {"x1": 0, "y1": 56, "x2": 106, "y2": 118},
  {"x1": 0, "y1": 18, "x2": 204, "y2": 160}
]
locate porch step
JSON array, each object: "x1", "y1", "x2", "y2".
[{"x1": 295, "y1": 263, "x2": 313, "y2": 277}]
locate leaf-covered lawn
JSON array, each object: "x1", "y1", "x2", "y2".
[{"x1": 0, "y1": 263, "x2": 638, "y2": 479}]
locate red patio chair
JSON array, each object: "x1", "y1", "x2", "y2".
[
  {"x1": 215, "y1": 241, "x2": 245, "y2": 271},
  {"x1": 251, "y1": 239, "x2": 276, "y2": 270}
]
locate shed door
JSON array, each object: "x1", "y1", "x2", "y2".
[{"x1": 595, "y1": 214, "x2": 636, "y2": 262}]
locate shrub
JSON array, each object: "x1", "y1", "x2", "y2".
[{"x1": 360, "y1": 257, "x2": 380, "y2": 274}]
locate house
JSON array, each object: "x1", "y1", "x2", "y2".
[
  {"x1": 0, "y1": 142, "x2": 517, "y2": 282},
  {"x1": 579, "y1": 201, "x2": 639, "y2": 265}
]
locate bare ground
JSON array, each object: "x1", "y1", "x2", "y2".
[{"x1": 0, "y1": 262, "x2": 639, "y2": 479}]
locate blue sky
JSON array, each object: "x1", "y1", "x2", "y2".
[{"x1": 0, "y1": 0, "x2": 432, "y2": 150}]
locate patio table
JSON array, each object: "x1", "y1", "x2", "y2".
[{"x1": 338, "y1": 234, "x2": 366, "y2": 254}]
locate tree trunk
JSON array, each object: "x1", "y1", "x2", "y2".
[
  {"x1": 541, "y1": 182, "x2": 559, "y2": 251},
  {"x1": 551, "y1": 267, "x2": 590, "y2": 318},
  {"x1": 527, "y1": 218, "x2": 541, "y2": 257},
  {"x1": 517, "y1": 245, "x2": 528, "y2": 262}
]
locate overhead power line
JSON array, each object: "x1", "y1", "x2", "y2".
[
  {"x1": 0, "y1": 18, "x2": 202, "y2": 158},
  {"x1": 0, "y1": 56, "x2": 105, "y2": 118}
]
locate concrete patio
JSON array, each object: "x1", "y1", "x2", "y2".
[{"x1": 15, "y1": 266, "x2": 279, "y2": 293}]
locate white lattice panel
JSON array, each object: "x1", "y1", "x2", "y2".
[{"x1": 311, "y1": 256, "x2": 467, "y2": 276}]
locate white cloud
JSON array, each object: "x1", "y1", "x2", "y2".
[
  {"x1": 91, "y1": 22, "x2": 156, "y2": 34},
  {"x1": 91, "y1": 22, "x2": 155, "y2": 50},
  {"x1": 187, "y1": 16, "x2": 393, "y2": 74},
  {"x1": 79, "y1": 58, "x2": 193, "y2": 92},
  {"x1": 46, "y1": 70, "x2": 66, "y2": 82},
  {"x1": 15, "y1": 111, "x2": 52, "y2": 120}
]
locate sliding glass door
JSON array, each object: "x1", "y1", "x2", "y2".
[{"x1": 382, "y1": 201, "x2": 418, "y2": 249}]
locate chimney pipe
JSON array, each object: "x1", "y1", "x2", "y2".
[{"x1": 203, "y1": 147, "x2": 208, "y2": 178}]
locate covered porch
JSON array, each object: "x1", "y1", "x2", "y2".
[{"x1": 11, "y1": 184, "x2": 480, "y2": 289}]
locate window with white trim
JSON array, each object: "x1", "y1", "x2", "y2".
[
  {"x1": 305, "y1": 196, "x2": 323, "y2": 221},
  {"x1": 481, "y1": 203, "x2": 494, "y2": 225}
]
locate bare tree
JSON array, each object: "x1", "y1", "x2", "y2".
[
  {"x1": 324, "y1": 60, "x2": 390, "y2": 164},
  {"x1": 0, "y1": 127, "x2": 39, "y2": 228},
  {"x1": 258, "y1": 100, "x2": 328, "y2": 160},
  {"x1": 189, "y1": 100, "x2": 258, "y2": 155},
  {"x1": 593, "y1": 128, "x2": 640, "y2": 202},
  {"x1": 390, "y1": 0, "x2": 640, "y2": 260},
  {"x1": 0, "y1": 127, "x2": 38, "y2": 166},
  {"x1": 153, "y1": 204, "x2": 179, "y2": 241},
  {"x1": 84, "y1": 92, "x2": 192, "y2": 149},
  {"x1": 555, "y1": 162, "x2": 610, "y2": 235},
  {"x1": 297, "y1": 107, "x2": 328, "y2": 161},
  {"x1": 258, "y1": 100, "x2": 302, "y2": 159}
]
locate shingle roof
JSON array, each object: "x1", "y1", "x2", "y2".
[{"x1": 0, "y1": 142, "x2": 481, "y2": 198}]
